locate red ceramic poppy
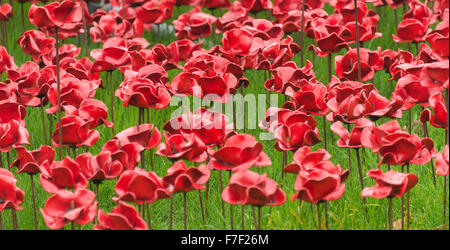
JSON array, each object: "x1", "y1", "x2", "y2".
[
  {"x1": 360, "y1": 120, "x2": 403, "y2": 152},
  {"x1": 115, "y1": 123, "x2": 161, "y2": 150},
  {"x1": 426, "y1": 9, "x2": 448, "y2": 59},
  {"x1": 115, "y1": 77, "x2": 171, "y2": 109},
  {"x1": 0, "y1": 169, "x2": 25, "y2": 212},
  {"x1": 76, "y1": 151, "x2": 123, "y2": 182},
  {"x1": 163, "y1": 160, "x2": 210, "y2": 193},
  {"x1": 113, "y1": 168, "x2": 170, "y2": 204},
  {"x1": 241, "y1": 0, "x2": 273, "y2": 12},
  {"x1": 201, "y1": 0, "x2": 232, "y2": 9},
  {"x1": 361, "y1": 169, "x2": 418, "y2": 199},
  {"x1": 166, "y1": 39, "x2": 203, "y2": 63},
  {"x1": 420, "y1": 93, "x2": 448, "y2": 130},
  {"x1": 156, "y1": 132, "x2": 208, "y2": 163},
  {"x1": 10, "y1": 145, "x2": 55, "y2": 175},
  {"x1": 60, "y1": 57, "x2": 102, "y2": 84},
  {"x1": 52, "y1": 115, "x2": 100, "y2": 148},
  {"x1": 395, "y1": 74, "x2": 439, "y2": 110},
  {"x1": 335, "y1": 48, "x2": 383, "y2": 82},
  {"x1": 264, "y1": 61, "x2": 315, "y2": 93},
  {"x1": 209, "y1": 133, "x2": 271, "y2": 172},
  {"x1": 418, "y1": 60, "x2": 449, "y2": 89},
  {"x1": 101, "y1": 139, "x2": 144, "y2": 170},
  {"x1": 90, "y1": 37, "x2": 131, "y2": 72},
  {"x1": 222, "y1": 170, "x2": 286, "y2": 206},
  {"x1": 330, "y1": 118, "x2": 372, "y2": 149},
  {"x1": 392, "y1": 18, "x2": 429, "y2": 43},
  {"x1": 17, "y1": 30, "x2": 55, "y2": 63},
  {"x1": 41, "y1": 43, "x2": 81, "y2": 66},
  {"x1": 0, "y1": 46, "x2": 17, "y2": 73},
  {"x1": 0, "y1": 3, "x2": 13, "y2": 21},
  {"x1": 28, "y1": 0, "x2": 83, "y2": 39},
  {"x1": 284, "y1": 146, "x2": 332, "y2": 174},
  {"x1": 436, "y1": 145, "x2": 449, "y2": 176},
  {"x1": 216, "y1": 1, "x2": 249, "y2": 33},
  {"x1": 163, "y1": 108, "x2": 232, "y2": 147},
  {"x1": 173, "y1": 7, "x2": 217, "y2": 40},
  {"x1": 39, "y1": 156, "x2": 89, "y2": 193},
  {"x1": 378, "y1": 131, "x2": 435, "y2": 166},
  {"x1": 94, "y1": 201, "x2": 147, "y2": 230},
  {"x1": 0, "y1": 119, "x2": 30, "y2": 153},
  {"x1": 285, "y1": 81, "x2": 329, "y2": 116},
  {"x1": 292, "y1": 159, "x2": 348, "y2": 204},
  {"x1": 40, "y1": 188, "x2": 97, "y2": 229},
  {"x1": 64, "y1": 99, "x2": 113, "y2": 129}
]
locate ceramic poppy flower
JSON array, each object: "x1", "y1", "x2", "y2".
[
  {"x1": 101, "y1": 139, "x2": 144, "y2": 171},
  {"x1": 28, "y1": 0, "x2": 83, "y2": 39},
  {"x1": 284, "y1": 146, "x2": 332, "y2": 174},
  {"x1": 46, "y1": 76, "x2": 98, "y2": 114},
  {"x1": 330, "y1": 118, "x2": 372, "y2": 149},
  {"x1": 361, "y1": 91, "x2": 404, "y2": 121},
  {"x1": 166, "y1": 39, "x2": 203, "y2": 63},
  {"x1": 52, "y1": 115, "x2": 100, "y2": 148},
  {"x1": 253, "y1": 36, "x2": 300, "y2": 70},
  {"x1": 76, "y1": 151, "x2": 123, "y2": 183},
  {"x1": 115, "y1": 124, "x2": 161, "y2": 150},
  {"x1": 360, "y1": 120, "x2": 403, "y2": 152},
  {"x1": 392, "y1": 18, "x2": 430, "y2": 43},
  {"x1": 216, "y1": 1, "x2": 248, "y2": 33},
  {"x1": 308, "y1": 24, "x2": 349, "y2": 57},
  {"x1": 209, "y1": 133, "x2": 271, "y2": 172},
  {"x1": 285, "y1": 81, "x2": 329, "y2": 116},
  {"x1": 90, "y1": 37, "x2": 131, "y2": 72},
  {"x1": 380, "y1": 49, "x2": 414, "y2": 75},
  {"x1": 264, "y1": 61, "x2": 315, "y2": 93},
  {"x1": 335, "y1": 48, "x2": 383, "y2": 81},
  {"x1": 162, "y1": 108, "x2": 232, "y2": 147},
  {"x1": 240, "y1": 19, "x2": 284, "y2": 41},
  {"x1": 17, "y1": 30, "x2": 55, "y2": 63},
  {"x1": 222, "y1": 170, "x2": 286, "y2": 206},
  {"x1": 361, "y1": 169, "x2": 418, "y2": 199},
  {"x1": 156, "y1": 132, "x2": 208, "y2": 163},
  {"x1": 425, "y1": 9, "x2": 449, "y2": 59},
  {"x1": 136, "y1": 0, "x2": 163, "y2": 24},
  {"x1": 201, "y1": 0, "x2": 232, "y2": 9},
  {"x1": 41, "y1": 43, "x2": 81, "y2": 66},
  {"x1": 94, "y1": 201, "x2": 147, "y2": 230},
  {"x1": 63, "y1": 99, "x2": 113, "y2": 129},
  {"x1": 113, "y1": 168, "x2": 170, "y2": 204},
  {"x1": 292, "y1": 159, "x2": 348, "y2": 204},
  {"x1": 173, "y1": 7, "x2": 217, "y2": 40},
  {"x1": 115, "y1": 77, "x2": 171, "y2": 109},
  {"x1": 0, "y1": 3, "x2": 13, "y2": 21},
  {"x1": 378, "y1": 131, "x2": 435, "y2": 166},
  {"x1": 0, "y1": 169, "x2": 25, "y2": 212},
  {"x1": 240, "y1": 0, "x2": 273, "y2": 12},
  {"x1": 420, "y1": 93, "x2": 448, "y2": 130},
  {"x1": 395, "y1": 74, "x2": 439, "y2": 110},
  {"x1": 40, "y1": 188, "x2": 97, "y2": 230},
  {"x1": 221, "y1": 28, "x2": 256, "y2": 56},
  {"x1": 60, "y1": 57, "x2": 102, "y2": 84},
  {"x1": 39, "y1": 156, "x2": 89, "y2": 193},
  {"x1": 10, "y1": 145, "x2": 55, "y2": 175},
  {"x1": 0, "y1": 120, "x2": 30, "y2": 153},
  {"x1": 436, "y1": 145, "x2": 449, "y2": 176},
  {"x1": 163, "y1": 160, "x2": 210, "y2": 193},
  {"x1": 0, "y1": 46, "x2": 17, "y2": 73},
  {"x1": 418, "y1": 60, "x2": 449, "y2": 89}
]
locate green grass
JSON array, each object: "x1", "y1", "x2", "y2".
[{"x1": 0, "y1": 1, "x2": 448, "y2": 230}]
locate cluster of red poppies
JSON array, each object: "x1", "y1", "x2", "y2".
[{"x1": 0, "y1": 0, "x2": 448, "y2": 230}]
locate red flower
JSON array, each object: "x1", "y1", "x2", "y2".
[
  {"x1": 101, "y1": 139, "x2": 144, "y2": 170},
  {"x1": 64, "y1": 99, "x2": 113, "y2": 129},
  {"x1": 113, "y1": 168, "x2": 170, "y2": 204},
  {"x1": 222, "y1": 170, "x2": 286, "y2": 206},
  {"x1": 292, "y1": 158, "x2": 348, "y2": 204},
  {"x1": 216, "y1": 1, "x2": 249, "y2": 33},
  {"x1": 162, "y1": 108, "x2": 232, "y2": 146},
  {"x1": 335, "y1": 48, "x2": 383, "y2": 81},
  {"x1": 378, "y1": 131, "x2": 435, "y2": 166},
  {"x1": 40, "y1": 188, "x2": 97, "y2": 230},
  {"x1": 420, "y1": 93, "x2": 448, "y2": 130},
  {"x1": 173, "y1": 7, "x2": 217, "y2": 40},
  {"x1": 360, "y1": 120, "x2": 403, "y2": 152},
  {"x1": 76, "y1": 152, "x2": 123, "y2": 182},
  {"x1": 0, "y1": 117, "x2": 30, "y2": 153},
  {"x1": 28, "y1": 0, "x2": 83, "y2": 39},
  {"x1": 60, "y1": 57, "x2": 101, "y2": 83},
  {"x1": 0, "y1": 46, "x2": 17, "y2": 73},
  {"x1": 156, "y1": 132, "x2": 208, "y2": 163},
  {"x1": 10, "y1": 145, "x2": 55, "y2": 175},
  {"x1": 210, "y1": 133, "x2": 271, "y2": 172},
  {"x1": 39, "y1": 156, "x2": 89, "y2": 193},
  {"x1": 331, "y1": 118, "x2": 372, "y2": 148},
  {"x1": 221, "y1": 28, "x2": 254, "y2": 56},
  {"x1": 392, "y1": 18, "x2": 429, "y2": 43},
  {"x1": 361, "y1": 169, "x2": 418, "y2": 199},
  {"x1": 241, "y1": 0, "x2": 273, "y2": 12},
  {"x1": 264, "y1": 61, "x2": 315, "y2": 93},
  {"x1": 52, "y1": 115, "x2": 100, "y2": 148},
  {"x1": 163, "y1": 160, "x2": 210, "y2": 193},
  {"x1": 0, "y1": 169, "x2": 25, "y2": 212},
  {"x1": 94, "y1": 201, "x2": 147, "y2": 230},
  {"x1": 115, "y1": 77, "x2": 171, "y2": 109},
  {"x1": 17, "y1": 30, "x2": 55, "y2": 63},
  {"x1": 136, "y1": 1, "x2": 163, "y2": 24},
  {"x1": 436, "y1": 145, "x2": 449, "y2": 176},
  {"x1": 201, "y1": 0, "x2": 232, "y2": 9},
  {"x1": 285, "y1": 81, "x2": 329, "y2": 116},
  {"x1": 0, "y1": 3, "x2": 13, "y2": 21},
  {"x1": 90, "y1": 37, "x2": 131, "y2": 72},
  {"x1": 395, "y1": 74, "x2": 439, "y2": 110},
  {"x1": 418, "y1": 60, "x2": 449, "y2": 89},
  {"x1": 308, "y1": 23, "x2": 349, "y2": 57},
  {"x1": 115, "y1": 123, "x2": 161, "y2": 150},
  {"x1": 166, "y1": 39, "x2": 203, "y2": 63},
  {"x1": 284, "y1": 147, "x2": 332, "y2": 174}
]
